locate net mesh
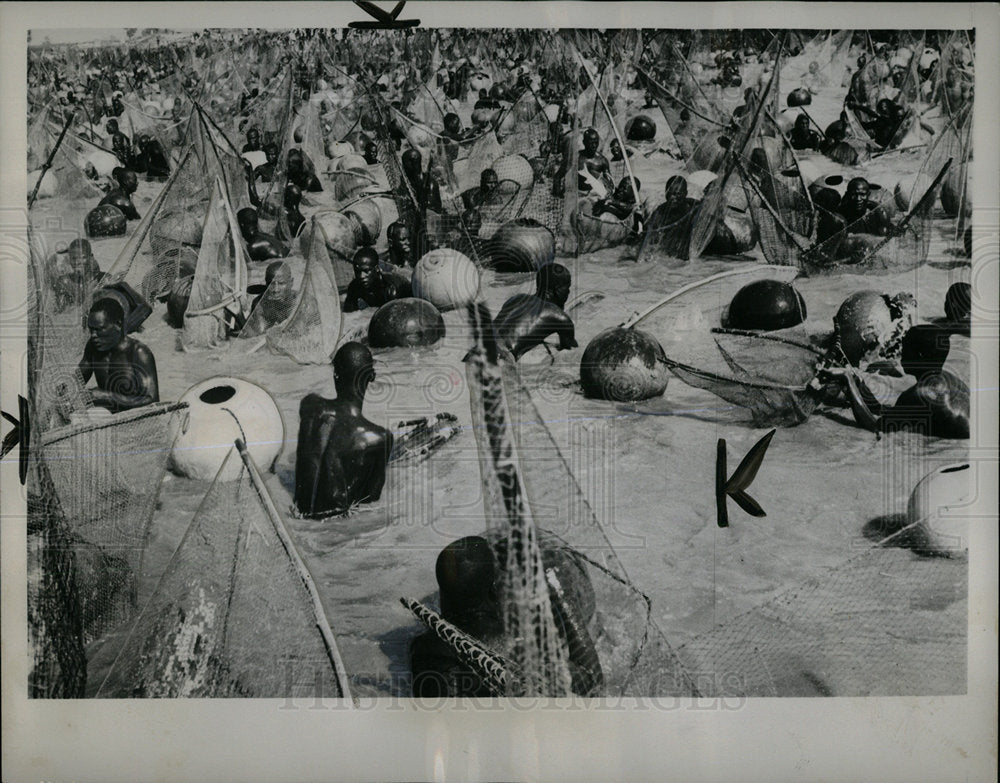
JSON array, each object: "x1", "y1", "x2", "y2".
[
  {"x1": 737, "y1": 123, "x2": 815, "y2": 267},
  {"x1": 27, "y1": 455, "x2": 88, "y2": 698},
  {"x1": 465, "y1": 303, "x2": 574, "y2": 696},
  {"x1": 633, "y1": 265, "x2": 823, "y2": 427},
  {"x1": 799, "y1": 164, "x2": 939, "y2": 277},
  {"x1": 39, "y1": 403, "x2": 187, "y2": 643},
  {"x1": 263, "y1": 220, "x2": 343, "y2": 363},
  {"x1": 464, "y1": 303, "x2": 697, "y2": 696},
  {"x1": 678, "y1": 545, "x2": 967, "y2": 696},
  {"x1": 97, "y1": 447, "x2": 348, "y2": 699},
  {"x1": 182, "y1": 178, "x2": 250, "y2": 349}
]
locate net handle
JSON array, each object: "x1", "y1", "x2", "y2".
[
  {"x1": 620, "y1": 264, "x2": 794, "y2": 330},
  {"x1": 235, "y1": 438, "x2": 355, "y2": 704}
]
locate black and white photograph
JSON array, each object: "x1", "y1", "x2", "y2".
[{"x1": 2, "y1": 3, "x2": 997, "y2": 781}]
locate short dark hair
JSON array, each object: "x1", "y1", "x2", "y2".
[{"x1": 90, "y1": 297, "x2": 124, "y2": 325}]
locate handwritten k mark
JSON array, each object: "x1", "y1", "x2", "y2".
[{"x1": 716, "y1": 429, "x2": 775, "y2": 528}]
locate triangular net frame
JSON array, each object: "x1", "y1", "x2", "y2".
[
  {"x1": 263, "y1": 219, "x2": 344, "y2": 364},
  {"x1": 182, "y1": 177, "x2": 250, "y2": 349},
  {"x1": 38, "y1": 403, "x2": 187, "y2": 644},
  {"x1": 463, "y1": 303, "x2": 697, "y2": 696},
  {"x1": 798, "y1": 160, "x2": 944, "y2": 277},
  {"x1": 96, "y1": 445, "x2": 352, "y2": 699}
]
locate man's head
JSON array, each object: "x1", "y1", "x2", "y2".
[
  {"x1": 105, "y1": 118, "x2": 119, "y2": 135},
  {"x1": 115, "y1": 167, "x2": 138, "y2": 194},
  {"x1": 609, "y1": 138, "x2": 624, "y2": 161},
  {"x1": 945, "y1": 282, "x2": 972, "y2": 328},
  {"x1": 444, "y1": 113, "x2": 462, "y2": 135},
  {"x1": 794, "y1": 113, "x2": 810, "y2": 132},
  {"x1": 401, "y1": 148, "x2": 422, "y2": 178},
  {"x1": 284, "y1": 181, "x2": 302, "y2": 209},
  {"x1": 582, "y1": 127, "x2": 600, "y2": 154},
  {"x1": 67, "y1": 238, "x2": 94, "y2": 269},
  {"x1": 263, "y1": 142, "x2": 279, "y2": 165},
  {"x1": 479, "y1": 168, "x2": 499, "y2": 196},
  {"x1": 333, "y1": 340, "x2": 376, "y2": 399},
  {"x1": 88, "y1": 297, "x2": 125, "y2": 351},
  {"x1": 352, "y1": 246, "x2": 382, "y2": 288},
  {"x1": 613, "y1": 176, "x2": 638, "y2": 203},
  {"x1": 436, "y1": 535, "x2": 499, "y2": 621},
  {"x1": 264, "y1": 260, "x2": 293, "y2": 300},
  {"x1": 387, "y1": 221, "x2": 413, "y2": 266},
  {"x1": 246, "y1": 127, "x2": 261, "y2": 149},
  {"x1": 664, "y1": 175, "x2": 689, "y2": 208},
  {"x1": 286, "y1": 148, "x2": 304, "y2": 174},
  {"x1": 536, "y1": 262, "x2": 572, "y2": 308},
  {"x1": 237, "y1": 207, "x2": 259, "y2": 241},
  {"x1": 846, "y1": 177, "x2": 871, "y2": 212},
  {"x1": 363, "y1": 140, "x2": 379, "y2": 164},
  {"x1": 900, "y1": 323, "x2": 950, "y2": 378}
]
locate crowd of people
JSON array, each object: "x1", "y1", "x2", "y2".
[{"x1": 27, "y1": 26, "x2": 974, "y2": 698}]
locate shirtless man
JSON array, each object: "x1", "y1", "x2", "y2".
[
  {"x1": 99, "y1": 168, "x2": 141, "y2": 221},
  {"x1": 137, "y1": 134, "x2": 170, "y2": 178},
  {"x1": 248, "y1": 260, "x2": 295, "y2": 328},
  {"x1": 493, "y1": 263, "x2": 578, "y2": 360},
  {"x1": 79, "y1": 297, "x2": 159, "y2": 413},
  {"x1": 401, "y1": 148, "x2": 443, "y2": 213},
  {"x1": 294, "y1": 342, "x2": 393, "y2": 518},
  {"x1": 105, "y1": 118, "x2": 132, "y2": 168},
  {"x1": 575, "y1": 127, "x2": 613, "y2": 197},
  {"x1": 641, "y1": 175, "x2": 699, "y2": 261},
  {"x1": 461, "y1": 168, "x2": 502, "y2": 212},
  {"x1": 237, "y1": 207, "x2": 287, "y2": 262},
  {"x1": 836, "y1": 177, "x2": 896, "y2": 236},
  {"x1": 789, "y1": 113, "x2": 823, "y2": 151},
  {"x1": 282, "y1": 181, "x2": 306, "y2": 239},
  {"x1": 242, "y1": 126, "x2": 262, "y2": 154},
  {"x1": 343, "y1": 247, "x2": 403, "y2": 312},
  {"x1": 49, "y1": 238, "x2": 103, "y2": 311},
  {"x1": 592, "y1": 176, "x2": 644, "y2": 231},
  {"x1": 386, "y1": 220, "x2": 415, "y2": 268}
]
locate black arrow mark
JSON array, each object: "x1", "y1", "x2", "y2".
[
  {"x1": 349, "y1": 1, "x2": 420, "y2": 29},
  {"x1": 716, "y1": 429, "x2": 775, "y2": 528},
  {"x1": 1, "y1": 396, "x2": 30, "y2": 485}
]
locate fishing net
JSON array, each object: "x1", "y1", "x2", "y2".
[
  {"x1": 637, "y1": 53, "x2": 729, "y2": 168},
  {"x1": 107, "y1": 109, "x2": 247, "y2": 305},
  {"x1": 496, "y1": 88, "x2": 551, "y2": 160},
  {"x1": 632, "y1": 265, "x2": 823, "y2": 427},
  {"x1": 38, "y1": 402, "x2": 187, "y2": 643},
  {"x1": 27, "y1": 228, "x2": 97, "y2": 432},
  {"x1": 47, "y1": 124, "x2": 109, "y2": 201},
  {"x1": 27, "y1": 454, "x2": 88, "y2": 698},
  {"x1": 263, "y1": 220, "x2": 343, "y2": 364},
  {"x1": 799, "y1": 162, "x2": 941, "y2": 277},
  {"x1": 96, "y1": 446, "x2": 350, "y2": 699},
  {"x1": 465, "y1": 303, "x2": 573, "y2": 696},
  {"x1": 933, "y1": 31, "x2": 975, "y2": 123},
  {"x1": 462, "y1": 304, "x2": 697, "y2": 696},
  {"x1": 737, "y1": 123, "x2": 815, "y2": 267},
  {"x1": 182, "y1": 178, "x2": 250, "y2": 349},
  {"x1": 910, "y1": 103, "x2": 972, "y2": 247},
  {"x1": 677, "y1": 544, "x2": 966, "y2": 696}
]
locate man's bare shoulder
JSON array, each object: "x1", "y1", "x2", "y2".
[{"x1": 300, "y1": 393, "x2": 336, "y2": 417}]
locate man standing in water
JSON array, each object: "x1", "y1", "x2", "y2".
[
  {"x1": 294, "y1": 342, "x2": 393, "y2": 518},
  {"x1": 79, "y1": 298, "x2": 159, "y2": 413}
]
